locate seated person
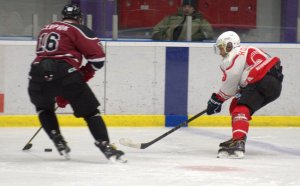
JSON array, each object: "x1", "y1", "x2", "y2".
[{"x1": 152, "y1": 0, "x2": 214, "y2": 41}]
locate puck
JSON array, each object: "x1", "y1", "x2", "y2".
[{"x1": 44, "y1": 148, "x2": 52, "y2": 152}]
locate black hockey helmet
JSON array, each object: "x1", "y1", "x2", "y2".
[
  {"x1": 61, "y1": 4, "x2": 82, "y2": 21},
  {"x1": 182, "y1": 0, "x2": 198, "y2": 9}
]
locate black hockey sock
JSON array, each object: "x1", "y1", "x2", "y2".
[
  {"x1": 38, "y1": 110, "x2": 60, "y2": 138},
  {"x1": 84, "y1": 115, "x2": 109, "y2": 142}
]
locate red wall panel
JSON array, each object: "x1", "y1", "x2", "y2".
[
  {"x1": 0, "y1": 94, "x2": 4, "y2": 113},
  {"x1": 199, "y1": 0, "x2": 256, "y2": 28},
  {"x1": 118, "y1": 0, "x2": 256, "y2": 29},
  {"x1": 118, "y1": 0, "x2": 181, "y2": 29}
]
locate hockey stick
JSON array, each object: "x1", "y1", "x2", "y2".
[
  {"x1": 22, "y1": 126, "x2": 42, "y2": 150},
  {"x1": 22, "y1": 106, "x2": 58, "y2": 150},
  {"x1": 119, "y1": 109, "x2": 207, "y2": 149}
]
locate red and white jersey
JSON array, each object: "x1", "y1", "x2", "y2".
[
  {"x1": 217, "y1": 46, "x2": 279, "y2": 101},
  {"x1": 33, "y1": 20, "x2": 105, "y2": 69}
]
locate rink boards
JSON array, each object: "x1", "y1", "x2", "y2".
[
  {"x1": 0, "y1": 115, "x2": 299, "y2": 127},
  {"x1": 0, "y1": 41, "x2": 299, "y2": 127}
]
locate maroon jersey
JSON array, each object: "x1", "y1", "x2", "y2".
[{"x1": 33, "y1": 20, "x2": 105, "y2": 69}]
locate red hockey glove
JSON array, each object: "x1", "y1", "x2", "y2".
[
  {"x1": 80, "y1": 63, "x2": 95, "y2": 82},
  {"x1": 55, "y1": 96, "x2": 69, "y2": 108}
]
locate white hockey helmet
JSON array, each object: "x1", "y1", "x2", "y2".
[{"x1": 214, "y1": 31, "x2": 240, "y2": 54}]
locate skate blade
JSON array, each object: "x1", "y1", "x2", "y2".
[
  {"x1": 217, "y1": 151, "x2": 244, "y2": 159},
  {"x1": 109, "y1": 155, "x2": 128, "y2": 163},
  {"x1": 217, "y1": 151, "x2": 229, "y2": 158},
  {"x1": 59, "y1": 150, "x2": 71, "y2": 160},
  {"x1": 232, "y1": 151, "x2": 244, "y2": 159}
]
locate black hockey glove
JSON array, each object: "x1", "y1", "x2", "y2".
[{"x1": 206, "y1": 93, "x2": 224, "y2": 115}]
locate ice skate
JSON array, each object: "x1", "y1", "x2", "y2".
[
  {"x1": 217, "y1": 137, "x2": 246, "y2": 159},
  {"x1": 50, "y1": 130, "x2": 71, "y2": 159},
  {"x1": 95, "y1": 140, "x2": 127, "y2": 163}
]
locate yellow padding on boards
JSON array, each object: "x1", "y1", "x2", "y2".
[
  {"x1": 0, "y1": 115, "x2": 299, "y2": 127},
  {"x1": 0, "y1": 115, "x2": 165, "y2": 127},
  {"x1": 189, "y1": 116, "x2": 300, "y2": 127}
]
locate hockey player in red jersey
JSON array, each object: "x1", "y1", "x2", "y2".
[
  {"x1": 28, "y1": 4, "x2": 126, "y2": 162},
  {"x1": 206, "y1": 31, "x2": 283, "y2": 158}
]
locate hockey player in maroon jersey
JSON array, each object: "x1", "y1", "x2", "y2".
[
  {"x1": 28, "y1": 4, "x2": 126, "y2": 162},
  {"x1": 206, "y1": 31, "x2": 283, "y2": 158}
]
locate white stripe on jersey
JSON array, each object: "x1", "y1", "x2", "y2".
[{"x1": 87, "y1": 57, "x2": 105, "y2": 62}]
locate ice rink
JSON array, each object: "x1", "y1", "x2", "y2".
[{"x1": 1, "y1": 127, "x2": 300, "y2": 186}]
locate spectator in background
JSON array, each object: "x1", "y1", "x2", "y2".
[{"x1": 152, "y1": 0, "x2": 214, "y2": 41}]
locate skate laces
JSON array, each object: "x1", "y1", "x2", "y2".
[
  {"x1": 50, "y1": 130, "x2": 70, "y2": 152},
  {"x1": 219, "y1": 138, "x2": 245, "y2": 149},
  {"x1": 219, "y1": 138, "x2": 234, "y2": 148},
  {"x1": 104, "y1": 141, "x2": 117, "y2": 149},
  {"x1": 108, "y1": 143, "x2": 118, "y2": 151},
  {"x1": 97, "y1": 141, "x2": 117, "y2": 151},
  {"x1": 95, "y1": 140, "x2": 124, "y2": 159}
]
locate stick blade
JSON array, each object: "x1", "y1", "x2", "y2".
[
  {"x1": 119, "y1": 138, "x2": 142, "y2": 149},
  {"x1": 22, "y1": 143, "x2": 32, "y2": 151}
]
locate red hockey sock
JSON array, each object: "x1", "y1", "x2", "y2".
[
  {"x1": 231, "y1": 105, "x2": 251, "y2": 140},
  {"x1": 232, "y1": 118, "x2": 249, "y2": 140}
]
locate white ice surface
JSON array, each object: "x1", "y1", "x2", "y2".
[{"x1": 1, "y1": 127, "x2": 300, "y2": 186}]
